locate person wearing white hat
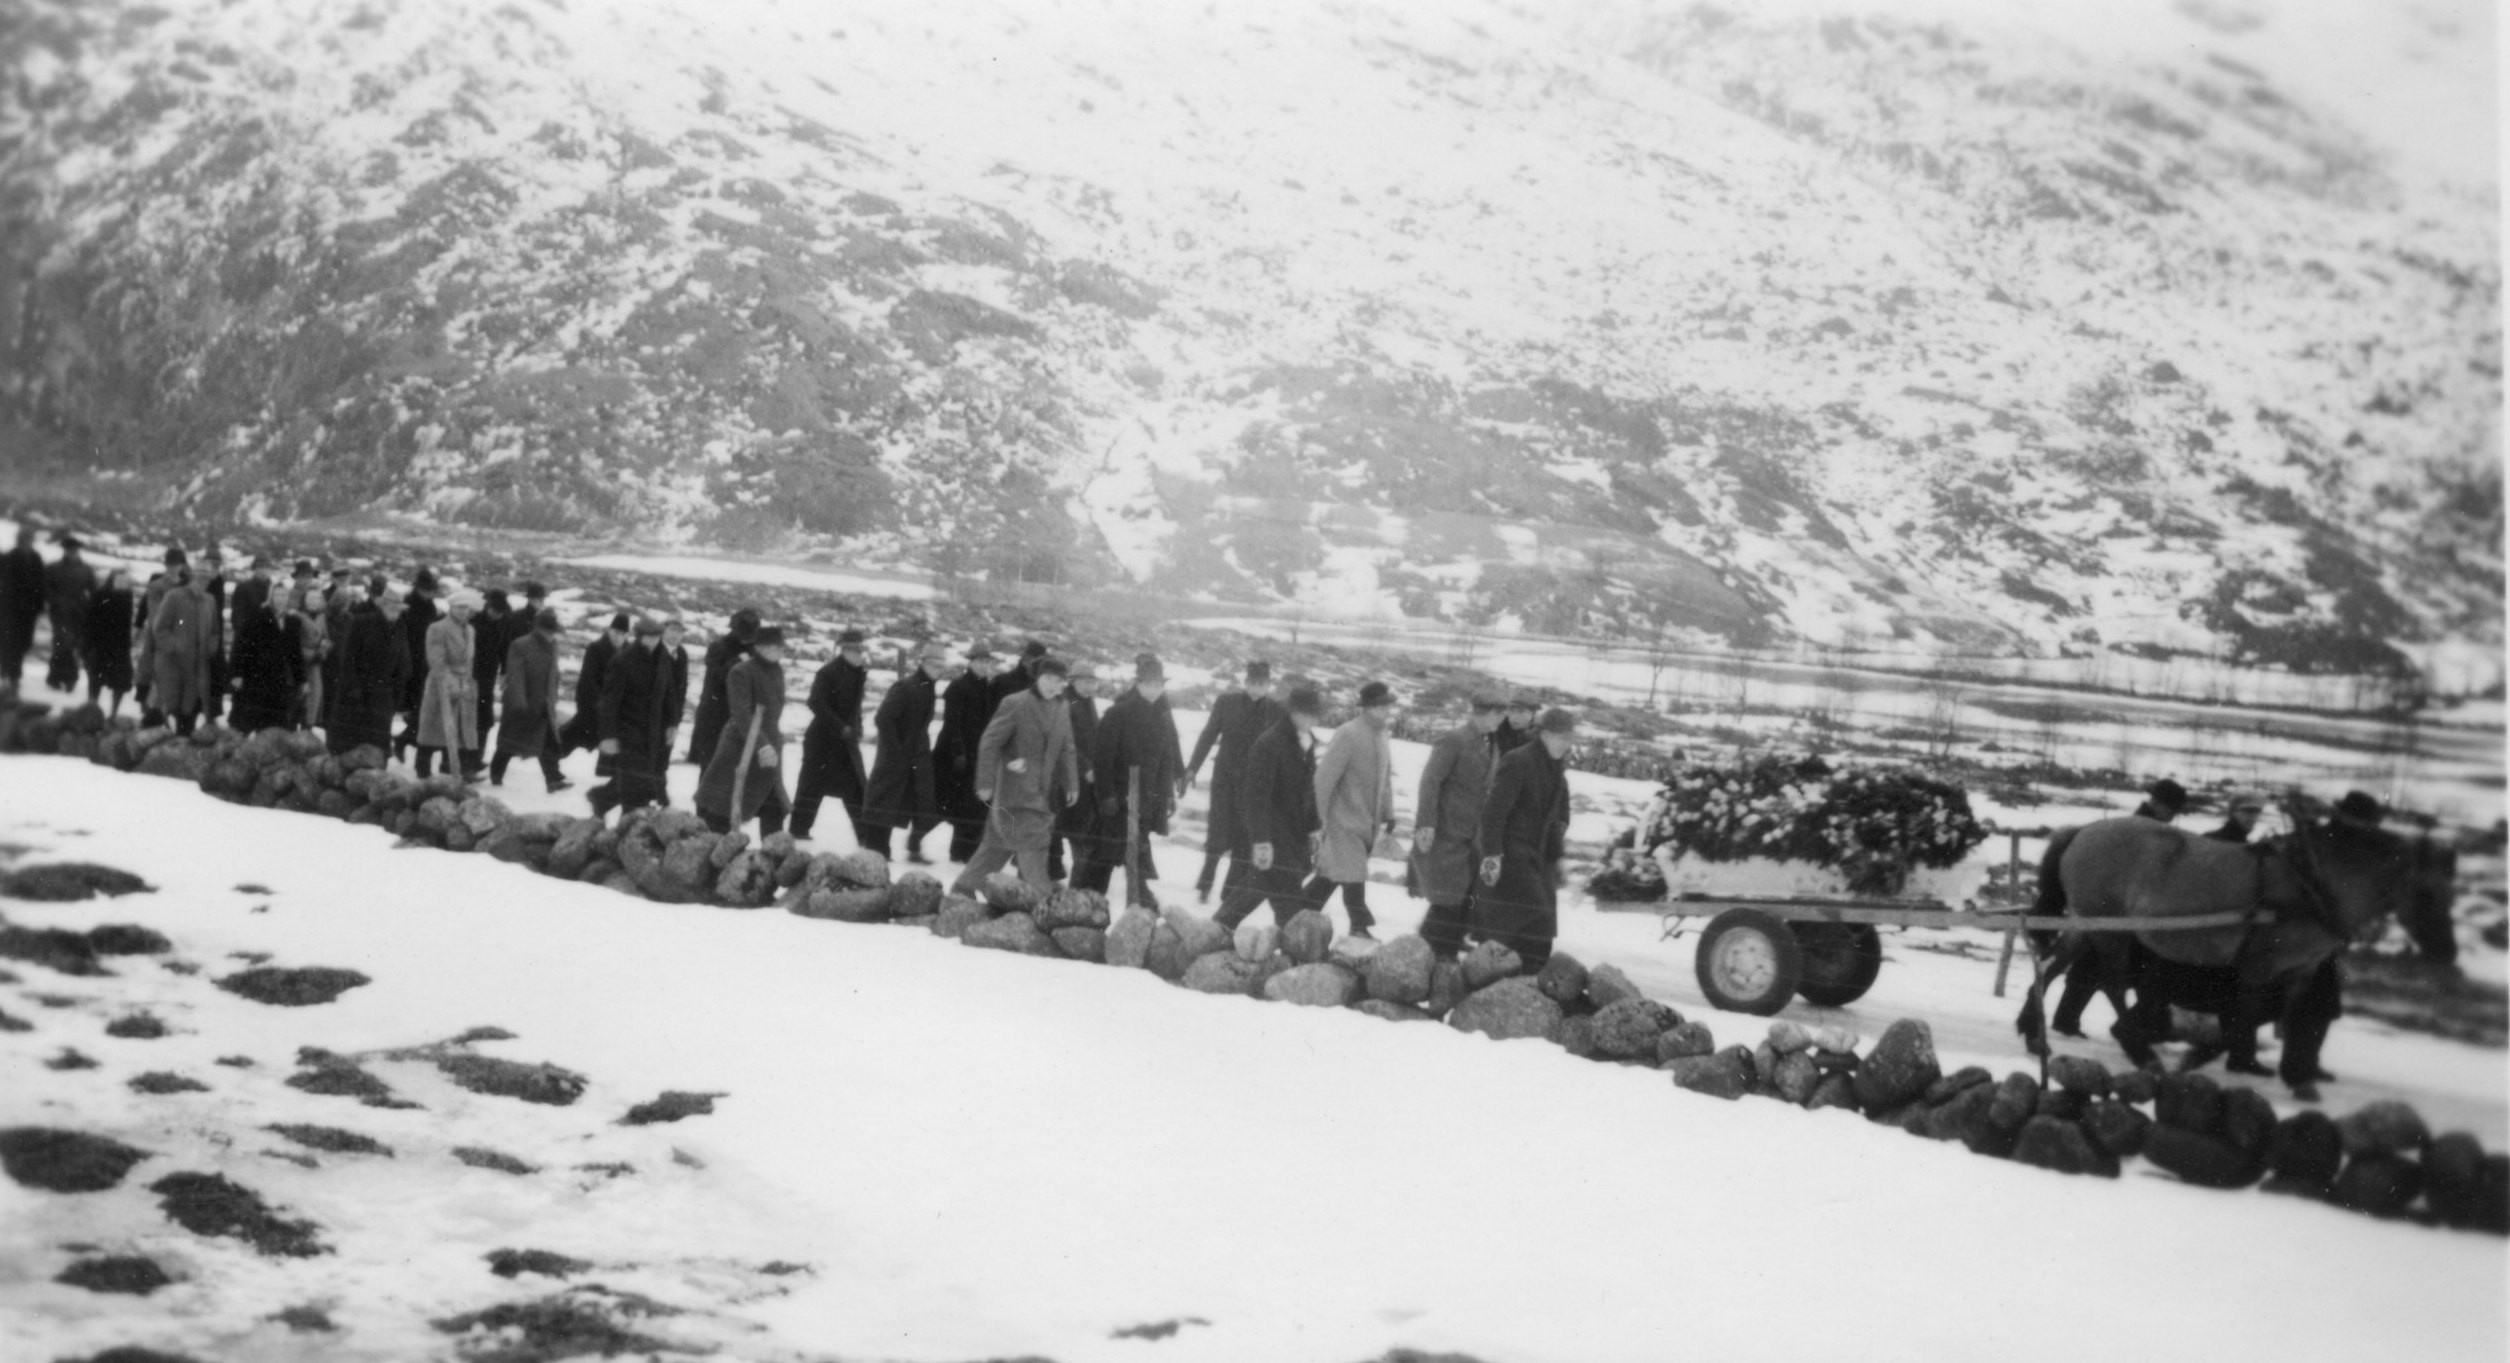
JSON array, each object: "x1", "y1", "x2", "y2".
[{"x1": 415, "y1": 588, "x2": 485, "y2": 779}]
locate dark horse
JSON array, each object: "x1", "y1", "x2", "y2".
[{"x1": 2016, "y1": 816, "x2": 2457, "y2": 1100}]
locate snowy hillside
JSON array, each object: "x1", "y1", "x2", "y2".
[{"x1": 0, "y1": 0, "x2": 2498, "y2": 668}]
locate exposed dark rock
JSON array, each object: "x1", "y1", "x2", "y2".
[
  {"x1": 86, "y1": 924, "x2": 173, "y2": 955},
  {"x1": 1446, "y1": 978, "x2": 1562, "y2": 1041},
  {"x1": 2112, "y1": 1066, "x2": 2161, "y2": 1106},
  {"x1": 2082, "y1": 1100, "x2": 2152, "y2": 1158},
  {"x1": 978, "y1": 874, "x2": 1046, "y2": 915},
  {"x1": 266, "y1": 1123, "x2": 393, "y2": 1157},
  {"x1": 1425, "y1": 961, "x2": 1466, "y2": 1018},
  {"x1": 1459, "y1": 940, "x2": 1522, "y2": 989},
  {"x1": 0, "y1": 1127, "x2": 151, "y2": 1191},
  {"x1": 1771, "y1": 1050, "x2": 1823, "y2": 1104},
  {"x1": 1353, "y1": 999, "x2": 1437, "y2": 1023},
  {"x1": 1555, "y1": 1014, "x2": 1600, "y2": 1058},
  {"x1": 1364, "y1": 934, "x2": 1436, "y2": 1005},
  {"x1": 929, "y1": 894, "x2": 990, "y2": 939},
  {"x1": 1668, "y1": 1046, "x2": 1756, "y2": 1100},
  {"x1": 2218, "y1": 1087, "x2": 2279, "y2": 1161},
  {"x1": 2336, "y1": 1102, "x2": 2432, "y2": 1159},
  {"x1": 2141, "y1": 1125, "x2": 2261, "y2": 1190},
  {"x1": 961, "y1": 912, "x2": 1061, "y2": 956},
  {"x1": 1263, "y1": 962, "x2": 1362, "y2": 1007},
  {"x1": 1050, "y1": 927, "x2": 1107, "y2": 963},
  {"x1": 55, "y1": 1348, "x2": 204, "y2": 1363},
  {"x1": 1532, "y1": 952, "x2": 1588, "y2": 1008},
  {"x1": 0, "y1": 1006, "x2": 30, "y2": 1032},
  {"x1": 1180, "y1": 952, "x2": 1259, "y2": 995},
  {"x1": 2153, "y1": 1072, "x2": 2224, "y2": 1134},
  {"x1": 46, "y1": 1047, "x2": 99, "y2": 1070},
  {"x1": 215, "y1": 966, "x2": 369, "y2": 1006},
  {"x1": 1655, "y1": 1021, "x2": 1716, "y2": 1062},
  {"x1": 1806, "y1": 1073, "x2": 1860, "y2": 1112},
  {"x1": 2422, "y1": 1133, "x2": 2488, "y2": 1229},
  {"x1": 454, "y1": 1147, "x2": 539, "y2": 1176},
  {"x1": 105, "y1": 1012, "x2": 168, "y2": 1039},
  {"x1": 1105, "y1": 907, "x2": 1157, "y2": 968},
  {"x1": 2046, "y1": 1056, "x2": 2112, "y2": 1098},
  {"x1": 0, "y1": 862, "x2": 153, "y2": 901},
  {"x1": 1850, "y1": 1019, "x2": 1940, "y2": 1112},
  {"x1": 127, "y1": 1072, "x2": 208, "y2": 1095},
  {"x1": 150, "y1": 1171, "x2": 329, "y2": 1256},
  {"x1": 1280, "y1": 909, "x2": 1334, "y2": 965},
  {"x1": 56, "y1": 1255, "x2": 174, "y2": 1295},
  {"x1": 286, "y1": 1052, "x2": 395, "y2": 1101},
  {"x1": 269, "y1": 1305, "x2": 338, "y2": 1333},
  {"x1": 2268, "y1": 1111, "x2": 2345, "y2": 1187},
  {"x1": 1583, "y1": 962, "x2": 1643, "y2": 1010},
  {"x1": 0, "y1": 924, "x2": 107, "y2": 975},
  {"x1": 2012, "y1": 1116, "x2": 2119, "y2": 1178},
  {"x1": 1589, "y1": 998, "x2": 1679, "y2": 1059},
  {"x1": 1034, "y1": 886, "x2": 1111, "y2": 931},
  {"x1": 2331, "y1": 1154, "x2": 2425, "y2": 1218},
  {"x1": 432, "y1": 1289, "x2": 681, "y2": 1361},
  {"x1": 621, "y1": 1091, "x2": 721, "y2": 1125},
  {"x1": 487, "y1": 1247, "x2": 594, "y2": 1279}
]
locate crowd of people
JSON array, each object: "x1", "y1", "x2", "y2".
[{"x1": 0, "y1": 529, "x2": 1589, "y2": 962}]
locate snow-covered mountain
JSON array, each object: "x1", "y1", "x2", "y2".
[{"x1": 0, "y1": 0, "x2": 2498, "y2": 671}]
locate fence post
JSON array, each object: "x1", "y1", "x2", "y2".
[{"x1": 1991, "y1": 829, "x2": 2023, "y2": 997}]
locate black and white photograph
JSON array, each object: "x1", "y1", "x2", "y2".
[{"x1": 0, "y1": 0, "x2": 2500, "y2": 1359}]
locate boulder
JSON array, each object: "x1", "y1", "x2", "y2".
[
  {"x1": 2421, "y1": 1132, "x2": 2487, "y2": 1229},
  {"x1": 1925, "y1": 1082, "x2": 1999, "y2": 1147},
  {"x1": 2082, "y1": 1100, "x2": 2153, "y2": 1159},
  {"x1": 136, "y1": 743, "x2": 207, "y2": 782},
  {"x1": 545, "y1": 822, "x2": 599, "y2": 880},
  {"x1": 2330, "y1": 1154, "x2": 2425, "y2": 1218},
  {"x1": 1591, "y1": 998, "x2": 1679, "y2": 1060},
  {"x1": 1556, "y1": 1014, "x2": 1601, "y2": 1059},
  {"x1": 660, "y1": 836, "x2": 720, "y2": 899},
  {"x1": 460, "y1": 796, "x2": 512, "y2": 837},
  {"x1": 2267, "y1": 1111, "x2": 2346, "y2": 1187},
  {"x1": 1668, "y1": 1047, "x2": 1755, "y2": 1101},
  {"x1": 980, "y1": 875, "x2": 1046, "y2": 915},
  {"x1": 713, "y1": 852, "x2": 779, "y2": 908},
  {"x1": 1765, "y1": 1021, "x2": 1813, "y2": 1054},
  {"x1": 442, "y1": 824, "x2": 478, "y2": 853},
  {"x1": 708, "y1": 829, "x2": 751, "y2": 870},
  {"x1": 411, "y1": 796, "x2": 462, "y2": 843},
  {"x1": 1447, "y1": 979, "x2": 1563, "y2": 1042},
  {"x1": 1655, "y1": 1021, "x2": 1716, "y2": 1063},
  {"x1": 480, "y1": 829, "x2": 534, "y2": 865},
  {"x1": 889, "y1": 873, "x2": 944, "y2": 919},
  {"x1": 2013, "y1": 1117, "x2": 2119, "y2": 1178},
  {"x1": 651, "y1": 809, "x2": 707, "y2": 842},
  {"x1": 2475, "y1": 1154, "x2": 2510, "y2": 1234},
  {"x1": 2335, "y1": 1102, "x2": 2431, "y2": 1160},
  {"x1": 1247, "y1": 952, "x2": 1298, "y2": 999},
  {"x1": 2218, "y1": 1087, "x2": 2279, "y2": 1162},
  {"x1": 2047, "y1": 1056, "x2": 2113, "y2": 1099},
  {"x1": 2153, "y1": 1072, "x2": 2223, "y2": 1134},
  {"x1": 1850, "y1": 1019, "x2": 1941, "y2": 1113},
  {"x1": 1327, "y1": 934, "x2": 1380, "y2": 975},
  {"x1": 1364, "y1": 935, "x2": 1435, "y2": 1005},
  {"x1": 1924, "y1": 1067, "x2": 1994, "y2": 1106},
  {"x1": 579, "y1": 857, "x2": 621, "y2": 886},
  {"x1": 2038, "y1": 1088, "x2": 2087, "y2": 1123},
  {"x1": 1034, "y1": 887, "x2": 1111, "y2": 931},
  {"x1": 1162, "y1": 909, "x2": 1233, "y2": 966},
  {"x1": 1181, "y1": 952, "x2": 1259, "y2": 995},
  {"x1": 2142, "y1": 1125, "x2": 2262, "y2": 1189},
  {"x1": 757, "y1": 831, "x2": 797, "y2": 863},
  {"x1": 1771, "y1": 1050, "x2": 1823, "y2": 1105},
  {"x1": 1264, "y1": 963, "x2": 1362, "y2": 1008},
  {"x1": 1106, "y1": 909, "x2": 1158, "y2": 969},
  {"x1": 312, "y1": 789, "x2": 359, "y2": 820},
  {"x1": 1584, "y1": 962, "x2": 1643, "y2": 1010},
  {"x1": 1232, "y1": 922, "x2": 1280, "y2": 963},
  {"x1": 1050, "y1": 928, "x2": 1107, "y2": 964},
  {"x1": 1425, "y1": 962, "x2": 1467, "y2": 1018},
  {"x1": 829, "y1": 850, "x2": 892, "y2": 890},
  {"x1": 1807, "y1": 1074, "x2": 1860, "y2": 1112},
  {"x1": 1459, "y1": 940, "x2": 1521, "y2": 989},
  {"x1": 775, "y1": 849, "x2": 813, "y2": 889},
  {"x1": 1532, "y1": 953, "x2": 1588, "y2": 1008},
  {"x1": 2112, "y1": 1066, "x2": 2161, "y2": 1106},
  {"x1": 931, "y1": 896, "x2": 991, "y2": 940},
  {"x1": 961, "y1": 913, "x2": 1061, "y2": 957},
  {"x1": 1971, "y1": 1074, "x2": 2041, "y2": 1157},
  {"x1": 1354, "y1": 999, "x2": 1436, "y2": 1024},
  {"x1": 1280, "y1": 910, "x2": 1334, "y2": 965},
  {"x1": 1143, "y1": 924, "x2": 1190, "y2": 981}
]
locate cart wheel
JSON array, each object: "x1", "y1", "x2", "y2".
[
  {"x1": 1791, "y1": 922, "x2": 1883, "y2": 1007},
  {"x1": 1694, "y1": 908, "x2": 1802, "y2": 1015}
]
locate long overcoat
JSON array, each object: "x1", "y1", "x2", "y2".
[
  {"x1": 43, "y1": 554, "x2": 95, "y2": 652},
  {"x1": 933, "y1": 669, "x2": 1001, "y2": 825},
  {"x1": 1238, "y1": 717, "x2": 1320, "y2": 876},
  {"x1": 227, "y1": 604, "x2": 303, "y2": 733},
  {"x1": 687, "y1": 633, "x2": 749, "y2": 762},
  {"x1": 416, "y1": 617, "x2": 480, "y2": 750},
  {"x1": 145, "y1": 579, "x2": 216, "y2": 715},
  {"x1": 976, "y1": 687, "x2": 1078, "y2": 852},
  {"x1": 798, "y1": 655, "x2": 869, "y2": 803},
  {"x1": 696, "y1": 655, "x2": 789, "y2": 824},
  {"x1": 1414, "y1": 723, "x2": 1498, "y2": 904},
  {"x1": 1057, "y1": 692, "x2": 1102, "y2": 840},
  {"x1": 862, "y1": 669, "x2": 939, "y2": 829},
  {"x1": 326, "y1": 605, "x2": 409, "y2": 755},
  {"x1": 496, "y1": 629, "x2": 561, "y2": 759},
  {"x1": 397, "y1": 589, "x2": 438, "y2": 713},
  {"x1": 84, "y1": 586, "x2": 135, "y2": 694},
  {"x1": 599, "y1": 640, "x2": 682, "y2": 805},
  {"x1": 1092, "y1": 687, "x2": 1184, "y2": 835},
  {"x1": 1472, "y1": 739, "x2": 1572, "y2": 945},
  {"x1": 559, "y1": 634, "x2": 620, "y2": 755},
  {"x1": 1189, "y1": 691, "x2": 1284, "y2": 856},
  {"x1": 0, "y1": 544, "x2": 41, "y2": 661},
  {"x1": 1312, "y1": 719, "x2": 1395, "y2": 884}
]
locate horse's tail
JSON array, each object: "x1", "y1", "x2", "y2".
[{"x1": 2026, "y1": 826, "x2": 2081, "y2": 954}]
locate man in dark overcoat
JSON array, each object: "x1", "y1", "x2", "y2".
[
  {"x1": 1491, "y1": 694, "x2": 1539, "y2": 757},
  {"x1": 1052, "y1": 661, "x2": 1104, "y2": 883},
  {"x1": 42, "y1": 534, "x2": 96, "y2": 693},
  {"x1": 696, "y1": 625, "x2": 790, "y2": 835},
  {"x1": 1184, "y1": 660, "x2": 1284, "y2": 904},
  {"x1": 490, "y1": 607, "x2": 568, "y2": 792},
  {"x1": 469, "y1": 588, "x2": 513, "y2": 745},
  {"x1": 1082, "y1": 653, "x2": 1186, "y2": 908},
  {"x1": 1215, "y1": 685, "x2": 1325, "y2": 930},
  {"x1": 934, "y1": 641, "x2": 1005, "y2": 862},
  {"x1": 326, "y1": 589, "x2": 410, "y2": 757},
  {"x1": 991, "y1": 638, "x2": 1047, "y2": 706},
  {"x1": 393, "y1": 565, "x2": 441, "y2": 756},
  {"x1": 559, "y1": 613, "x2": 630, "y2": 758},
  {"x1": 1473, "y1": 707, "x2": 1577, "y2": 969},
  {"x1": 793, "y1": 627, "x2": 873, "y2": 844},
  {"x1": 687, "y1": 607, "x2": 759, "y2": 764},
  {"x1": 592, "y1": 617, "x2": 682, "y2": 817},
  {"x1": 0, "y1": 526, "x2": 42, "y2": 688},
  {"x1": 1414, "y1": 690, "x2": 1505, "y2": 958},
  {"x1": 862, "y1": 640, "x2": 949, "y2": 861}
]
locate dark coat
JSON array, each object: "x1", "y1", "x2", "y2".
[
  {"x1": 560, "y1": 634, "x2": 621, "y2": 753},
  {"x1": 1414, "y1": 723, "x2": 1499, "y2": 904},
  {"x1": 1238, "y1": 717, "x2": 1320, "y2": 875},
  {"x1": 696, "y1": 655, "x2": 789, "y2": 824},
  {"x1": 0, "y1": 545, "x2": 42, "y2": 653},
  {"x1": 1188, "y1": 691, "x2": 1284, "y2": 856},
  {"x1": 43, "y1": 554, "x2": 96, "y2": 647},
  {"x1": 2205, "y1": 821, "x2": 2254, "y2": 844},
  {"x1": 688, "y1": 633, "x2": 751, "y2": 763},
  {"x1": 1092, "y1": 687, "x2": 1184, "y2": 835},
  {"x1": 228, "y1": 603, "x2": 303, "y2": 733},
  {"x1": 1472, "y1": 739, "x2": 1571, "y2": 945},
  {"x1": 798, "y1": 655, "x2": 869, "y2": 801},
  {"x1": 84, "y1": 586, "x2": 135, "y2": 693},
  {"x1": 1492, "y1": 719, "x2": 1533, "y2": 757},
  {"x1": 933, "y1": 670, "x2": 1003, "y2": 822},
  {"x1": 1057, "y1": 691, "x2": 1103, "y2": 838},
  {"x1": 470, "y1": 606, "x2": 514, "y2": 703},
  {"x1": 496, "y1": 629, "x2": 561, "y2": 758},
  {"x1": 397, "y1": 589, "x2": 438, "y2": 712},
  {"x1": 863, "y1": 669, "x2": 940, "y2": 829},
  {"x1": 327, "y1": 604, "x2": 409, "y2": 755},
  {"x1": 599, "y1": 639, "x2": 683, "y2": 803},
  {"x1": 145, "y1": 579, "x2": 215, "y2": 714}
]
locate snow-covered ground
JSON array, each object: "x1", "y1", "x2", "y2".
[
  {"x1": 5, "y1": 730, "x2": 2503, "y2": 1361},
  {"x1": 556, "y1": 553, "x2": 940, "y2": 602}
]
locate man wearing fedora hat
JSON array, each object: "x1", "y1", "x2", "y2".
[
  {"x1": 934, "y1": 640, "x2": 1006, "y2": 863},
  {"x1": 1475, "y1": 707, "x2": 1579, "y2": 968},
  {"x1": 863, "y1": 640, "x2": 952, "y2": 861},
  {"x1": 559, "y1": 613, "x2": 632, "y2": 760},
  {"x1": 793, "y1": 627, "x2": 874, "y2": 844},
  {"x1": 1414, "y1": 690, "x2": 1507, "y2": 959},
  {"x1": 1053, "y1": 660, "x2": 1106, "y2": 883},
  {"x1": 697, "y1": 625, "x2": 791, "y2": 836},
  {"x1": 592, "y1": 615, "x2": 684, "y2": 817},
  {"x1": 1184, "y1": 660, "x2": 1285, "y2": 905},
  {"x1": 1082, "y1": 652, "x2": 1185, "y2": 907},
  {"x1": 1308, "y1": 680, "x2": 1401, "y2": 938},
  {"x1": 688, "y1": 607, "x2": 761, "y2": 765},
  {"x1": 1216, "y1": 684, "x2": 1328, "y2": 931}
]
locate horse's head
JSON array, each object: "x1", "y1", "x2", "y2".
[{"x1": 2293, "y1": 822, "x2": 2459, "y2": 965}]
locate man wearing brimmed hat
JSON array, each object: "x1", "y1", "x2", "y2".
[
  {"x1": 414, "y1": 588, "x2": 486, "y2": 780},
  {"x1": 491, "y1": 606, "x2": 570, "y2": 793},
  {"x1": 688, "y1": 607, "x2": 761, "y2": 765},
  {"x1": 41, "y1": 532, "x2": 95, "y2": 694},
  {"x1": 590, "y1": 615, "x2": 684, "y2": 818},
  {"x1": 1493, "y1": 693, "x2": 1540, "y2": 757},
  {"x1": 1080, "y1": 652, "x2": 1185, "y2": 907},
  {"x1": 934, "y1": 639, "x2": 1006, "y2": 862},
  {"x1": 1052, "y1": 660, "x2": 1106, "y2": 883},
  {"x1": 1216, "y1": 684, "x2": 1328, "y2": 930},
  {"x1": 862, "y1": 640, "x2": 952, "y2": 861},
  {"x1": 697, "y1": 625, "x2": 791, "y2": 836},
  {"x1": 327, "y1": 585, "x2": 410, "y2": 756},
  {"x1": 1184, "y1": 660, "x2": 1285, "y2": 904},
  {"x1": 1474, "y1": 707, "x2": 1579, "y2": 968},
  {"x1": 2133, "y1": 778, "x2": 2189, "y2": 824},
  {"x1": 793, "y1": 627, "x2": 874, "y2": 844},
  {"x1": 1308, "y1": 680, "x2": 1401, "y2": 938},
  {"x1": 951, "y1": 656, "x2": 1078, "y2": 894},
  {"x1": 1414, "y1": 690, "x2": 1508, "y2": 958},
  {"x1": 559, "y1": 612, "x2": 633, "y2": 760},
  {"x1": 991, "y1": 637, "x2": 1050, "y2": 708}
]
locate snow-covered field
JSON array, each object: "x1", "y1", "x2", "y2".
[{"x1": 5, "y1": 731, "x2": 2503, "y2": 1361}]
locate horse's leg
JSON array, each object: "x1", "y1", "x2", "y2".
[
  {"x1": 2016, "y1": 934, "x2": 2078, "y2": 1056},
  {"x1": 2049, "y1": 949, "x2": 2104, "y2": 1037},
  {"x1": 2279, "y1": 958, "x2": 2343, "y2": 1095},
  {"x1": 2102, "y1": 939, "x2": 2166, "y2": 1070}
]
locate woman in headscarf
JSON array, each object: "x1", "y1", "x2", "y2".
[{"x1": 415, "y1": 587, "x2": 483, "y2": 778}]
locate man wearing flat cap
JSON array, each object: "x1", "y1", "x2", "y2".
[
  {"x1": 697, "y1": 625, "x2": 791, "y2": 836},
  {"x1": 862, "y1": 640, "x2": 952, "y2": 861},
  {"x1": 1475, "y1": 707, "x2": 1578, "y2": 968},
  {"x1": 793, "y1": 627, "x2": 873, "y2": 845},
  {"x1": 1082, "y1": 652, "x2": 1185, "y2": 907},
  {"x1": 934, "y1": 640, "x2": 1006, "y2": 862},
  {"x1": 1414, "y1": 690, "x2": 1507, "y2": 958},
  {"x1": 591, "y1": 616, "x2": 683, "y2": 818}
]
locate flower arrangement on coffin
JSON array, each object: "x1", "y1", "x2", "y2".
[{"x1": 1601, "y1": 754, "x2": 1989, "y2": 898}]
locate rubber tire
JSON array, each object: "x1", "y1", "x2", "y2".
[
  {"x1": 1694, "y1": 908, "x2": 1803, "y2": 1016},
  {"x1": 1792, "y1": 922, "x2": 1884, "y2": 1007}
]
